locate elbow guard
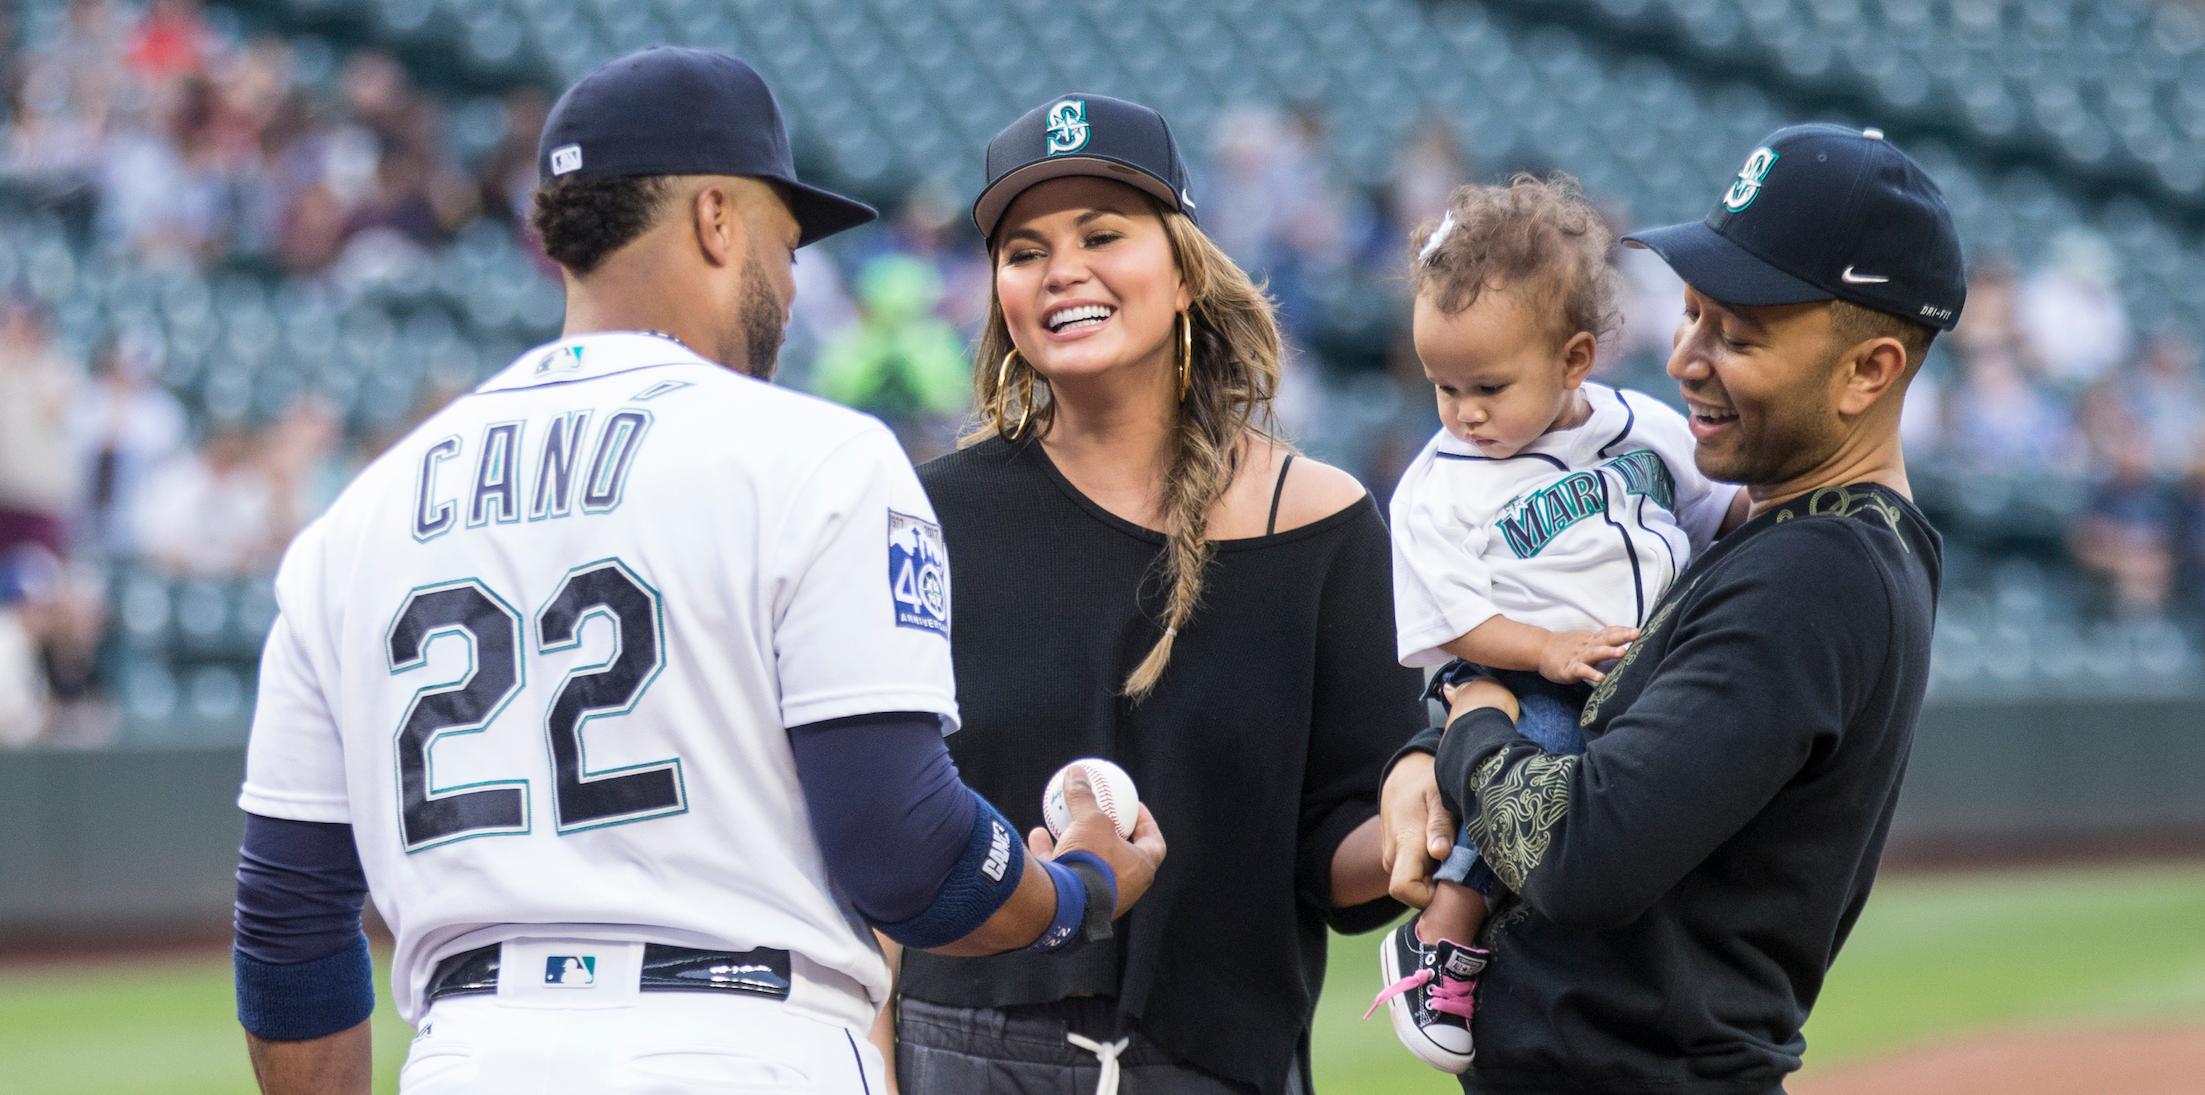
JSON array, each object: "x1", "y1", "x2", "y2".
[{"x1": 871, "y1": 789, "x2": 1025, "y2": 949}]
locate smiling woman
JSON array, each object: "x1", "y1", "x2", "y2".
[
  {"x1": 971, "y1": 174, "x2": 1286, "y2": 700},
  {"x1": 885, "y1": 94, "x2": 1423, "y2": 1095},
  {"x1": 989, "y1": 180, "x2": 1193, "y2": 425}
]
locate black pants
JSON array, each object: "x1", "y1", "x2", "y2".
[{"x1": 896, "y1": 996, "x2": 1308, "y2": 1095}]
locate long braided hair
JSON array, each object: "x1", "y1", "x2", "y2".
[{"x1": 965, "y1": 196, "x2": 1285, "y2": 699}]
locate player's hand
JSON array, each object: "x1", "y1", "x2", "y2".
[
  {"x1": 1028, "y1": 770, "x2": 1165, "y2": 919},
  {"x1": 1538, "y1": 626, "x2": 1638, "y2": 684},
  {"x1": 1379, "y1": 752, "x2": 1453, "y2": 909}
]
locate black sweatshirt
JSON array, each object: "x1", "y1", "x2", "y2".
[
  {"x1": 899, "y1": 436, "x2": 1422, "y2": 1094},
  {"x1": 1419, "y1": 483, "x2": 1940, "y2": 1094}
]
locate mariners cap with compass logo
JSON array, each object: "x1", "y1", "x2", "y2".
[
  {"x1": 973, "y1": 93, "x2": 1197, "y2": 240},
  {"x1": 1623, "y1": 123, "x2": 1966, "y2": 330}
]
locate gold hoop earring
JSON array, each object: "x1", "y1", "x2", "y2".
[
  {"x1": 1176, "y1": 312, "x2": 1193, "y2": 403},
  {"x1": 996, "y1": 348, "x2": 1034, "y2": 439}
]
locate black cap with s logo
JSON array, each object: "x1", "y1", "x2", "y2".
[
  {"x1": 972, "y1": 93, "x2": 1197, "y2": 241},
  {"x1": 1623, "y1": 123, "x2": 1966, "y2": 330},
  {"x1": 536, "y1": 47, "x2": 876, "y2": 248}
]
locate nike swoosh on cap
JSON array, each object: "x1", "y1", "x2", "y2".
[{"x1": 1840, "y1": 266, "x2": 1890, "y2": 284}]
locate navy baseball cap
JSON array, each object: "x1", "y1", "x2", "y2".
[
  {"x1": 537, "y1": 47, "x2": 876, "y2": 247},
  {"x1": 1623, "y1": 124, "x2": 1965, "y2": 330},
  {"x1": 973, "y1": 94, "x2": 1198, "y2": 240}
]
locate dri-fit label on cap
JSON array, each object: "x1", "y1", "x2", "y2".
[
  {"x1": 888, "y1": 510, "x2": 950, "y2": 636},
  {"x1": 550, "y1": 143, "x2": 583, "y2": 176},
  {"x1": 1045, "y1": 99, "x2": 1090, "y2": 156},
  {"x1": 1723, "y1": 147, "x2": 1778, "y2": 212}
]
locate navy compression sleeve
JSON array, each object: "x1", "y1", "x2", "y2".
[
  {"x1": 233, "y1": 813, "x2": 374, "y2": 1040},
  {"x1": 235, "y1": 814, "x2": 370, "y2": 964},
  {"x1": 788, "y1": 712, "x2": 1017, "y2": 932}
]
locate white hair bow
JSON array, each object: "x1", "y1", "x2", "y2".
[{"x1": 1418, "y1": 210, "x2": 1458, "y2": 265}]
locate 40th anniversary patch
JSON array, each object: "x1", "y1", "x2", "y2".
[{"x1": 888, "y1": 509, "x2": 950, "y2": 637}]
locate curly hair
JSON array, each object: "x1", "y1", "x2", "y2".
[
  {"x1": 1409, "y1": 173, "x2": 1622, "y2": 348},
  {"x1": 530, "y1": 174, "x2": 672, "y2": 275},
  {"x1": 965, "y1": 196, "x2": 1287, "y2": 700}
]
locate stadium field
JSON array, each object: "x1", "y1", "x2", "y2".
[{"x1": 3, "y1": 863, "x2": 2200, "y2": 1094}]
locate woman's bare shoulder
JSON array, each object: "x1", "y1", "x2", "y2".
[{"x1": 1240, "y1": 439, "x2": 1368, "y2": 535}]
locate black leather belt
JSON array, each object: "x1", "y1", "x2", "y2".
[{"x1": 425, "y1": 943, "x2": 794, "y2": 1003}]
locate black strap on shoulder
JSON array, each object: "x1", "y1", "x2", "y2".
[{"x1": 1266, "y1": 453, "x2": 1296, "y2": 536}]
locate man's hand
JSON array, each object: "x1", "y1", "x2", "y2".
[
  {"x1": 1379, "y1": 752, "x2": 1454, "y2": 909},
  {"x1": 1537, "y1": 626, "x2": 1639, "y2": 685},
  {"x1": 1028, "y1": 771, "x2": 1165, "y2": 918}
]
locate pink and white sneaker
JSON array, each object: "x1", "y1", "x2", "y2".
[{"x1": 1365, "y1": 918, "x2": 1486, "y2": 1073}]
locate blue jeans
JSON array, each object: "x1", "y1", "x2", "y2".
[{"x1": 1426, "y1": 664, "x2": 1589, "y2": 896}]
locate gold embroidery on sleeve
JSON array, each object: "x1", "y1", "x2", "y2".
[{"x1": 1464, "y1": 748, "x2": 1579, "y2": 892}]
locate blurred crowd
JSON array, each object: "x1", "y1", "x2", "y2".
[
  {"x1": 0, "y1": 301, "x2": 366, "y2": 744},
  {"x1": 0, "y1": 0, "x2": 490, "y2": 743},
  {"x1": 1910, "y1": 235, "x2": 2205, "y2": 623},
  {"x1": 3, "y1": 1, "x2": 2204, "y2": 746},
  {"x1": 3, "y1": 0, "x2": 547, "y2": 277}
]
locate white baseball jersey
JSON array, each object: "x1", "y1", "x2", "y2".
[
  {"x1": 238, "y1": 331, "x2": 958, "y2": 1032},
  {"x1": 1390, "y1": 381, "x2": 1737, "y2": 667}
]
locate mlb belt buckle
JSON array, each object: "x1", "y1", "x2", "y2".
[{"x1": 425, "y1": 943, "x2": 794, "y2": 1003}]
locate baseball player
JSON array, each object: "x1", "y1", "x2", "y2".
[
  {"x1": 229, "y1": 48, "x2": 1163, "y2": 1095},
  {"x1": 1380, "y1": 124, "x2": 1961, "y2": 1093}
]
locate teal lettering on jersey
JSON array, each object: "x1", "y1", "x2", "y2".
[
  {"x1": 1495, "y1": 494, "x2": 1551, "y2": 559},
  {"x1": 530, "y1": 410, "x2": 593, "y2": 521},
  {"x1": 408, "y1": 407, "x2": 653, "y2": 537},
  {"x1": 468, "y1": 421, "x2": 526, "y2": 528},
  {"x1": 1498, "y1": 471, "x2": 1609, "y2": 559},
  {"x1": 413, "y1": 436, "x2": 462, "y2": 543},
  {"x1": 1601, "y1": 449, "x2": 1676, "y2": 510},
  {"x1": 582, "y1": 409, "x2": 652, "y2": 515},
  {"x1": 1494, "y1": 452, "x2": 1678, "y2": 560}
]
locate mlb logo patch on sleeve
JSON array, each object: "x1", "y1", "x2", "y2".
[{"x1": 887, "y1": 509, "x2": 950, "y2": 637}]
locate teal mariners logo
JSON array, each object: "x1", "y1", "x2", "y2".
[
  {"x1": 1497, "y1": 451, "x2": 1677, "y2": 559},
  {"x1": 1044, "y1": 98, "x2": 1090, "y2": 156},
  {"x1": 1722, "y1": 146, "x2": 1779, "y2": 212}
]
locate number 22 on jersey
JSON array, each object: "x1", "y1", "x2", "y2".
[{"x1": 385, "y1": 557, "x2": 680, "y2": 852}]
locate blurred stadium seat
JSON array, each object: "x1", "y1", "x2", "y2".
[{"x1": 2, "y1": 0, "x2": 2202, "y2": 745}]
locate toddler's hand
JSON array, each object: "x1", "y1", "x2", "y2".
[{"x1": 1539, "y1": 626, "x2": 1639, "y2": 685}]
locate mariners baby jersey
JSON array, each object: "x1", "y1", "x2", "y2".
[
  {"x1": 1390, "y1": 382, "x2": 1738, "y2": 667},
  {"x1": 238, "y1": 332, "x2": 958, "y2": 1029}
]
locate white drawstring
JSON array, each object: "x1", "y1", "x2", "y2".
[{"x1": 1065, "y1": 1032, "x2": 1131, "y2": 1095}]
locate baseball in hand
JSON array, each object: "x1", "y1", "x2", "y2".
[{"x1": 1043, "y1": 758, "x2": 1140, "y2": 840}]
